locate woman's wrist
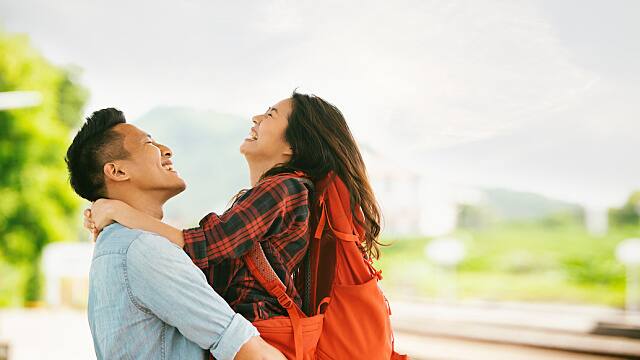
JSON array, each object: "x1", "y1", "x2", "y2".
[
  {"x1": 108, "y1": 200, "x2": 128, "y2": 223},
  {"x1": 171, "y1": 227, "x2": 185, "y2": 248}
]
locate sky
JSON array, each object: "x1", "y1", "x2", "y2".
[{"x1": 1, "y1": 0, "x2": 638, "y2": 208}]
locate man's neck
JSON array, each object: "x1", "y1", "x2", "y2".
[{"x1": 113, "y1": 190, "x2": 166, "y2": 220}]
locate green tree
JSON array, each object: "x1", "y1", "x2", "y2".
[
  {"x1": 609, "y1": 191, "x2": 640, "y2": 228},
  {"x1": 0, "y1": 30, "x2": 88, "y2": 304}
]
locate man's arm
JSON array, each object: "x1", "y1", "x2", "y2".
[{"x1": 126, "y1": 231, "x2": 259, "y2": 360}]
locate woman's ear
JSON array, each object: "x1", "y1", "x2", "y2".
[
  {"x1": 103, "y1": 162, "x2": 130, "y2": 182},
  {"x1": 283, "y1": 145, "x2": 294, "y2": 157}
]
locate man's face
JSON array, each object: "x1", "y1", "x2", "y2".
[{"x1": 111, "y1": 123, "x2": 186, "y2": 198}]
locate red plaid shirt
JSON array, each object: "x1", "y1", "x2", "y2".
[{"x1": 182, "y1": 173, "x2": 310, "y2": 321}]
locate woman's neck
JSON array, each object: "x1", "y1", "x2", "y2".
[{"x1": 247, "y1": 158, "x2": 284, "y2": 186}]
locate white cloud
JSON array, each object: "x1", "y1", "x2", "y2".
[{"x1": 1, "y1": 0, "x2": 637, "y2": 206}]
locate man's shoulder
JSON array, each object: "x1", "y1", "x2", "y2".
[
  {"x1": 124, "y1": 228, "x2": 198, "y2": 287},
  {"x1": 93, "y1": 223, "x2": 166, "y2": 258}
]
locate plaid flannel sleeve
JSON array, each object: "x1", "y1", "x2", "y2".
[{"x1": 182, "y1": 176, "x2": 309, "y2": 269}]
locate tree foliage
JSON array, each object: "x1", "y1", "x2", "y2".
[
  {"x1": 0, "y1": 30, "x2": 88, "y2": 303},
  {"x1": 609, "y1": 191, "x2": 640, "y2": 228}
]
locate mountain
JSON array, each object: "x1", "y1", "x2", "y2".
[
  {"x1": 132, "y1": 106, "x2": 585, "y2": 232},
  {"x1": 133, "y1": 106, "x2": 251, "y2": 227},
  {"x1": 479, "y1": 187, "x2": 584, "y2": 222}
]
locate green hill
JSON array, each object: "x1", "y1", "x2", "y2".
[
  {"x1": 133, "y1": 106, "x2": 251, "y2": 227},
  {"x1": 132, "y1": 107, "x2": 585, "y2": 230},
  {"x1": 481, "y1": 188, "x2": 584, "y2": 222}
]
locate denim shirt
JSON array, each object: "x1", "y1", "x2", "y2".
[{"x1": 88, "y1": 223, "x2": 259, "y2": 360}]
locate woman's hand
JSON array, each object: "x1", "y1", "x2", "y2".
[
  {"x1": 83, "y1": 209, "x2": 100, "y2": 241},
  {"x1": 85, "y1": 199, "x2": 185, "y2": 247},
  {"x1": 90, "y1": 199, "x2": 125, "y2": 231}
]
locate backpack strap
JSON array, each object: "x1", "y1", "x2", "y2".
[
  {"x1": 283, "y1": 171, "x2": 316, "y2": 315},
  {"x1": 244, "y1": 243, "x2": 305, "y2": 360},
  {"x1": 313, "y1": 174, "x2": 383, "y2": 282},
  {"x1": 243, "y1": 171, "x2": 312, "y2": 360},
  {"x1": 314, "y1": 199, "x2": 360, "y2": 242},
  {"x1": 243, "y1": 171, "x2": 315, "y2": 360},
  {"x1": 289, "y1": 170, "x2": 314, "y2": 190}
]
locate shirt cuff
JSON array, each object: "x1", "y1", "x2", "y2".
[
  {"x1": 210, "y1": 313, "x2": 260, "y2": 360},
  {"x1": 182, "y1": 228, "x2": 208, "y2": 269}
]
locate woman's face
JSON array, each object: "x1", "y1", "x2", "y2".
[{"x1": 240, "y1": 98, "x2": 293, "y2": 163}]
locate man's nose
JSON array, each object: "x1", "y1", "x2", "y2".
[
  {"x1": 252, "y1": 115, "x2": 263, "y2": 125},
  {"x1": 158, "y1": 143, "x2": 173, "y2": 158}
]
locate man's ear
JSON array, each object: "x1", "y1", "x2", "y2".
[
  {"x1": 283, "y1": 146, "x2": 294, "y2": 157},
  {"x1": 103, "y1": 162, "x2": 130, "y2": 182}
]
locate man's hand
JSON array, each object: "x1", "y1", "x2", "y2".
[{"x1": 234, "y1": 336, "x2": 287, "y2": 360}]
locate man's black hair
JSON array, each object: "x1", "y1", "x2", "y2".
[{"x1": 65, "y1": 108, "x2": 129, "y2": 201}]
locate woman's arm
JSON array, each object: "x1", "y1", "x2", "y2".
[
  {"x1": 87, "y1": 175, "x2": 310, "y2": 269},
  {"x1": 90, "y1": 199, "x2": 185, "y2": 247},
  {"x1": 182, "y1": 176, "x2": 309, "y2": 268}
]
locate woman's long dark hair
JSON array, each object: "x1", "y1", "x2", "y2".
[{"x1": 262, "y1": 91, "x2": 384, "y2": 259}]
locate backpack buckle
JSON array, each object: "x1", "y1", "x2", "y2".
[
  {"x1": 375, "y1": 269, "x2": 383, "y2": 280},
  {"x1": 277, "y1": 292, "x2": 294, "y2": 309}
]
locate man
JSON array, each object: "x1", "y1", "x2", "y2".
[{"x1": 65, "y1": 108, "x2": 284, "y2": 360}]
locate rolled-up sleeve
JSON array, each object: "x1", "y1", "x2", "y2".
[{"x1": 126, "y1": 232, "x2": 259, "y2": 360}]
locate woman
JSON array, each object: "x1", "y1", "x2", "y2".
[{"x1": 87, "y1": 91, "x2": 389, "y2": 355}]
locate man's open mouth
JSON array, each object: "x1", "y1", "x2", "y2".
[{"x1": 161, "y1": 161, "x2": 176, "y2": 172}]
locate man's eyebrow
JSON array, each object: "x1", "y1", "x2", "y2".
[{"x1": 269, "y1": 107, "x2": 278, "y2": 113}]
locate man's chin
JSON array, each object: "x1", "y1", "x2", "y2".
[
  {"x1": 173, "y1": 180, "x2": 187, "y2": 195},
  {"x1": 162, "y1": 180, "x2": 187, "y2": 200}
]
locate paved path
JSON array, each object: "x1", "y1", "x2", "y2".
[
  {"x1": 390, "y1": 298, "x2": 640, "y2": 358},
  {"x1": 1, "y1": 305, "x2": 639, "y2": 359},
  {"x1": 394, "y1": 332, "x2": 621, "y2": 360},
  {"x1": 0, "y1": 309, "x2": 94, "y2": 360}
]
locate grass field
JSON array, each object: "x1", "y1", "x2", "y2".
[
  {"x1": 377, "y1": 223, "x2": 638, "y2": 307},
  {"x1": 1, "y1": 223, "x2": 637, "y2": 308}
]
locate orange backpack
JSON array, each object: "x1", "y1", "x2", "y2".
[{"x1": 244, "y1": 173, "x2": 408, "y2": 360}]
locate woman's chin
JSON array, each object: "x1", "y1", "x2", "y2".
[{"x1": 239, "y1": 139, "x2": 256, "y2": 155}]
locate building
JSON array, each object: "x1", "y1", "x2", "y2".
[{"x1": 41, "y1": 242, "x2": 93, "y2": 308}]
